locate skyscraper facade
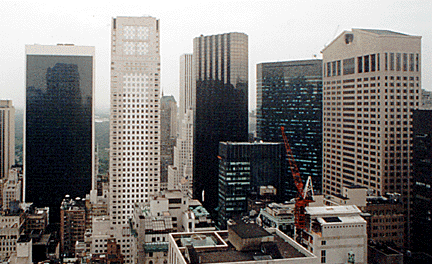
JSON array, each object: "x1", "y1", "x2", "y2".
[
  {"x1": 168, "y1": 54, "x2": 193, "y2": 194},
  {"x1": 412, "y1": 109, "x2": 432, "y2": 252},
  {"x1": 0, "y1": 100, "x2": 15, "y2": 180},
  {"x1": 109, "y1": 16, "x2": 160, "y2": 263},
  {"x1": 193, "y1": 33, "x2": 248, "y2": 213},
  {"x1": 322, "y1": 29, "x2": 421, "y2": 245},
  {"x1": 217, "y1": 141, "x2": 286, "y2": 229},
  {"x1": 256, "y1": 60, "x2": 322, "y2": 196},
  {"x1": 25, "y1": 44, "x2": 95, "y2": 221}
]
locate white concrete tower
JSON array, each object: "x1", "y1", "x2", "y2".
[{"x1": 109, "y1": 16, "x2": 161, "y2": 263}]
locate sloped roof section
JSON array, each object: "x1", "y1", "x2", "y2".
[{"x1": 355, "y1": 29, "x2": 410, "y2": 36}]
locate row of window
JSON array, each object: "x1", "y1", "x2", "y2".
[{"x1": 326, "y1": 53, "x2": 420, "y2": 77}]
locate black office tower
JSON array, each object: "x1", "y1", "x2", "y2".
[
  {"x1": 193, "y1": 33, "x2": 248, "y2": 214},
  {"x1": 217, "y1": 142, "x2": 286, "y2": 229},
  {"x1": 25, "y1": 45, "x2": 94, "y2": 222},
  {"x1": 412, "y1": 110, "x2": 432, "y2": 253},
  {"x1": 257, "y1": 60, "x2": 322, "y2": 197}
]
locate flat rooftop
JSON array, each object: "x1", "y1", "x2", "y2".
[
  {"x1": 306, "y1": 205, "x2": 361, "y2": 216},
  {"x1": 171, "y1": 229, "x2": 314, "y2": 263}
]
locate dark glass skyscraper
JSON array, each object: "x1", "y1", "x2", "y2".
[
  {"x1": 217, "y1": 141, "x2": 286, "y2": 229},
  {"x1": 25, "y1": 45, "x2": 94, "y2": 222},
  {"x1": 257, "y1": 60, "x2": 322, "y2": 196},
  {"x1": 193, "y1": 33, "x2": 248, "y2": 214},
  {"x1": 412, "y1": 109, "x2": 432, "y2": 252}
]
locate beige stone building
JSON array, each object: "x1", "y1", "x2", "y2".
[
  {"x1": 321, "y1": 29, "x2": 421, "y2": 245},
  {"x1": 0, "y1": 100, "x2": 15, "y2": 180}
]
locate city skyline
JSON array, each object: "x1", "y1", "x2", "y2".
[{"x1": 1, "y1": 1, "x2": 431, "y2": 110}]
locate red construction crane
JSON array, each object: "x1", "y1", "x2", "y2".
[{"x1": 281, "y1": 126, "x2": 313, "y2": 230}]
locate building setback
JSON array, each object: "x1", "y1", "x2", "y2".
[
  {"x1": 193, "y1": 33, "x2": 249, "y2": 214},
  {"x1": 256, "y1": 60, "x2": 322, "y2": 196},
  {"x1": 109, "y1": 16, "x2": 161, "y2": 263},
  {"x1": 25, "y1": 44, "x2": 95, "y2": 222},
  {"x1": 0, "y1": 100, "x2": 15, "y2": 180}
]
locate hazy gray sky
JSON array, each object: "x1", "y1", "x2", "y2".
[{"x1": 1, "y1": 0, "x2": 431, "y2": 110}]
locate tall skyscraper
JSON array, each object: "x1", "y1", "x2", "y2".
[
  {"x1": 25, "y1": 44, "x2": 95, "y2": 221},
  {"x1": 0, "y1": 100, "x2": 15, "y2": 180},
  {"x1": 193, "y1": 33, "x2": 248, "y2": 213},
  {"x1": 412, "y1": 109, "x2": 432, "y2": 252},
  {"x1": 109, "y1": 16, "x2": 160, "y2": 263},
  {"x1": 256, "y1": 60, "x2": 322, "y2": 196},
  {"x1": 168, "y1": 54, "x2": 193, "y2": 194},
  {"x1": 322, "y1": 29, "x2": 421, "y2": 245}
]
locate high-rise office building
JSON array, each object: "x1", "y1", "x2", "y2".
[
  {"x1": 160, "y1": 95, "x2": 177, "y2": 190},
  {"x1": 412, "y1": 109, "x2": 432, "y2": 252},
  {"x1": 322, "y1": 29, "x2": 421, "y2": 245},
  {"x1": 109, "y1": 16, "x2": 160, "y2": 263},
  {"x1": 168, "y1": 54, "x2": 193, "y2": 194},
  {"x1": 256, "y1": 60, "x2": 322, "y2": 196},
  {"x1": 0, "y1": 100, "x2": 15, "y2": 180},
  {"x1": 193, "y1": 33, "x2": 248, "y2": 213},
  {"x1": 217, "y1": 141, "x2": 286, "y2": 229},
  {"x1": 179, "y1": 54, "x2": 193, "y2": 125},
  {"x1": 25, "y1": 44, "x2": 95, "y2": 221}
]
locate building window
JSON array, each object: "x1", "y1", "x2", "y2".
[
  {"x1": 358, "y1": 56, "x2": 363, "y2": 73},
  {"x1": 396, "y1": 53, "x2": 401, "y2": 71},
  {"x1": 371, "y1": 54, "x2": 376, "y2": 72},
  {"x1": 377, "y1": 53, "x2": 380, "y2": 71},
  {"x1": 416, "y1": 54, "x2": 419, "y2": 72},
  {"x1": 343, "y1": 58, "x2": 355, "y2": 75},
  {"x1": 327, "y1": 62, "x2": 331, "y2": 77},
  {"x1": 364, "y1": 55, "x2": 369, "y2": 72},
  {"x1": 390, "y1": 53, "x2": 395, "y2": 71},
  {"x1": 337, "y1": 60, "x2": 341, "y2": 75},
  {"x1": 321, "y1": 250, "x2": 326, "y2": 263},
  {"x1": 403, "y1": 53, "x2": 408, "y2": 71},
  {"x1": 385, "y1": 53, "x2": 388, "y2": 71},
  {"x1": 332, "y1": 61, "x2": 336, "y2": 76},
  {"x1": 409, "y1": 54, "x2": 414, "y2": 71}
]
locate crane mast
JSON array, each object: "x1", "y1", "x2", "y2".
[{"x1": 281, "y1": 126, "x2": 313, "y2": 231}]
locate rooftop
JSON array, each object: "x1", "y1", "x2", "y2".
[
  {"x1": 230, "y1": 222, "x2": 271, "y2": 239},
  {"x1": 356, "y1": 28, "x2": 410, "y2": 36},
  {"x1": 171, "y1": 228, "x2": 315, "y2": 264},
  {"x1": 306, "y1": 205, "x2": 362, "y2": 216}
]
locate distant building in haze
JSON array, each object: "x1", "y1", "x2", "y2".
[
  {"x1": 168, "y1": 54, "x2": 193, "y2": 195},
  {"x1": 0, "y1": 100, "x2": 15, "y2": 180},
  {"x1": 25, "y1": 44, "x2": 95, "y2": 222},
  {"x1": 193, "y1": 32, "x2": 249, "y2": 214},
  {"x1": 256, "y1": 60, "x2": 322, "y2": 196},
  {"x1": 160, "y1": 95, "x2": 177, "y2": 190},
  {"x1": 420, "y1": 89, "x2": 432, "y2": 109}
]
